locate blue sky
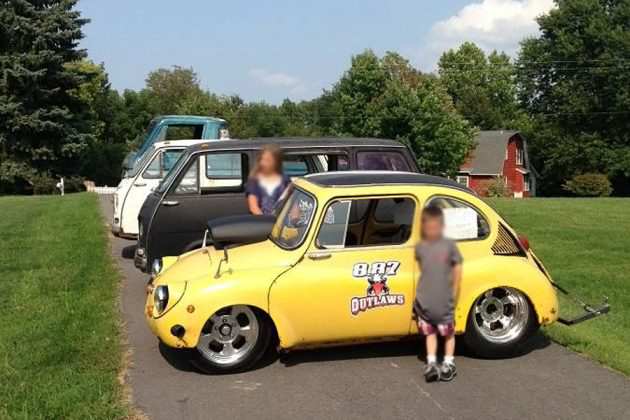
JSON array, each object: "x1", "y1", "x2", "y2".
[{"x1": 77, "y1": 0, "x2": 553, "y2": 104}]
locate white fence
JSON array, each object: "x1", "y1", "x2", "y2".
[{"x1": 91, "y1": 186, "x2": 117, "y2": 195}]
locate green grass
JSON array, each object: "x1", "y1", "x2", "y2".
[
  {"x1": 0, "y1": 193, "x2": 127, "y2": 419},
  {"x1": 486, "y1": 198, "x2": 630, "y2": 375}
]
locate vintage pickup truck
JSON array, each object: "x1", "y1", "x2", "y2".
[{"x1": 121, "y1": 115, "x2": 229, "y2": 174}]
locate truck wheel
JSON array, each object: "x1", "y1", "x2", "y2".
[
  {"x1": 464, "y1": 287, "x2": 538, "y2": 358},
  {"x1": 190, "y1": 305, "x2": 272, "y2": 373}
]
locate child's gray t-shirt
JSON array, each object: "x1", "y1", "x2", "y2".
[{"x1": 414, "y1": 238, "x2": 463, "y2": 324}]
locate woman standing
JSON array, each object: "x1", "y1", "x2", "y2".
[{"x1": 246, "y1": 145, "x2": 291, "y2": 215}]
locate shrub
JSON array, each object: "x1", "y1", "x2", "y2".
[
  {"x1": 563, "y1": 173, "x2": 612, "y2": 197},
  {"x1": 31, "y1": 174, "x2": 57, "y2": 195},
  {"x1": 480, "y1": 178, "x2": 510, "y2": 197}
]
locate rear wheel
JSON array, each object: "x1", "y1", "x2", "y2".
[
  {"x1": 464, "y1": 287, "x2": 538, "y2": 358},
  {"x1": 190, "y1": 305, "x2": 272, "y2": 373}
]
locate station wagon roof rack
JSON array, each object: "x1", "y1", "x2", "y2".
[{"x1": 304, "y1": 171, "x2": 475, "y2": 194}]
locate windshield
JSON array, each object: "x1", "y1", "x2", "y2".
[
  {"x1": 155, "y1": 150, "x2": 190, "y2": 194},
  {"x1": 269, "y1": 187, "x2": 316, "y2": 249},
  {"x1": 126, "y1": 145, "x2": 157, "y2": 178}
]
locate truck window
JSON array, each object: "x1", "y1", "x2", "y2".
[
  {"x1": 143, "y1": 149, "x2": 184, "y2": 179},
  {"x1": 156, "y1": 124, "x2": 205, "y2": 141}
]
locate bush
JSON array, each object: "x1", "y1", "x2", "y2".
[
  {"x1": 480, "y1": 178, "x2": 510, "y2": 197},
  {"x1": 31, "y1": 174, "x2": 57, "y2": 195},
  {"x1": 563, "y1": 173, "x2": 612, "y2": 197}
]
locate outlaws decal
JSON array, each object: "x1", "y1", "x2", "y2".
[{"x1": 350, "y1": 261, "x2": 405, "y2": 315}]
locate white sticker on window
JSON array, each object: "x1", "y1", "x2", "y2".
[{"x1": 443, "y1": 207, "x2": 478, "y2": 240}]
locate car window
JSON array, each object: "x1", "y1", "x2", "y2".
[
  {"x1": 270, "y1": 188, "x2": 316, "y2": 249},
  {"x1": 317, "y1": 197, "x2": 415, "y2": 248},
  {"x1": 201, "y1": 153, "x2": 246, "y2": 192},
  {"x1": 357, "y1": 151, "x2": 410, "y2": 171},
  {"x1": 143, "y1": 149, "x2": 184, "y2": 179},
  {"x1": 155, "y1": 150, "x2": 189, "y2": 193},
  {"x1": 427, "y1": 196, "x2": 490, "y2": 240}
]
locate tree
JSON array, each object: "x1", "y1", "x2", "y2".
[
  {"x1": 326, "y1": 50, "x2": 475, "y2": 175},
  {"x1": 0, "y1": 0, "x2": 92, "y2": 193},
  {"x1": 143, "y1": 66, "x2": 204, "y2": 115},
  {"x1": 438, "y1": 42, "x2": 522, "y2": 130},
  {"x1": 517, "y1": 0, "x2": 630, "y2": 195}
]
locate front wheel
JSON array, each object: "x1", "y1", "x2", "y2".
[
  {"x1": 190, "y1": 305, "x2": 272, "y2": 374},
  {"x1": 464, "y1": 287, "x2": 538, "y2": 358}
]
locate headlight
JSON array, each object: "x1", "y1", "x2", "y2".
[
  {"x1": 151, "y1": 258, "x2": 163, "y2": 277},
  {"x1": 154, "y1": 286, "x2": 169, "y2": 314}
]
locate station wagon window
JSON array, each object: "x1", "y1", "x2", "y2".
[
  {"x1": 317, "y1": 197, "x2": 415, "y2": 248},
  {"x1": 426, "y1": 196, "x2": 490, "y2": 240},
  {"x1": 174, "y1": 158, "x2": 199, "y2": 195},
  {"x1": 201, "y1": 153, "x2": 247, "y2": 192},
  {"x1": 283, "y1": 155, "x2": 310, "y2": 177},
  {"x1": 143, "y1": 149, "x2": 184, "y2": 179},
  {"x1": 357, "y1": 151, "x2": 410, "y2": 171}
]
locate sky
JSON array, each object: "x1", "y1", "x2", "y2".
[{"x1": 77, "y1": 0, "x2": 554, "y2": 104}]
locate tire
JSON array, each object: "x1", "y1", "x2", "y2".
[
  {"x1": 190, "y1": 305, "x2": 273, "y2": 374},
  {"x1": 464, "y1": 287, "x2": 538, "y2": 358}
]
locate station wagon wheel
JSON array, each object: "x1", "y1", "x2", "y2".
[
  {"x1": 191, "y1": 305, "x2": 273, "y2": 373},
  {"x1": 464, "y1": 287, "x2": 538, "y2": 358}
]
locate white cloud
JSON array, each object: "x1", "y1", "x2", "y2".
[
  {"x1": 415, "y1": 0, "x2": 555, "y2": 70},
  {"x1": 248, "y1": 68, "x2": 307, "y2": 96}
]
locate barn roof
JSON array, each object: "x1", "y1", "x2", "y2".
[{"x1": 465, "y1": 130, "x2": 518, "y2": 175}]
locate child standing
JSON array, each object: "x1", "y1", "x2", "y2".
[{"x1": 414, "y1": 205, "x2": 463, "y2": 382}]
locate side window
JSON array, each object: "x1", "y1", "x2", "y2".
[
  {"x1": 165, "y1": 124, "x2": 204, "y2": 140},
  {"x1": 427, "y1": 196, "x2": 490, "y2": 240},
  {"x1": 317, "y1": 197, "x2": 415, "y2": 248},
  {"x1": 201, "y1": 153, "x2": 246, "y2": 193},
  {"x1": 174, "y1": 158, "x2": 199, "y2": 195},
  {"x1": 143, "y1": 149, "x2": 184, "y2": 179},
  {"x1": 357, "y1": 151, "x2": 411, "y2": 171}
]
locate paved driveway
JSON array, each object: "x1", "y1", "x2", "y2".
[{"x1": 99, "y1": 196, "x2": 629, "y2": 420}]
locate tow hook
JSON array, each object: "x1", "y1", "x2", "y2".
[{"x1": 552, "y1": 281, "x2": 611, "y2": 325}]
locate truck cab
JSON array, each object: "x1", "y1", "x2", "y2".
[{"x1": 121, "y1": 115, "x2": 229, "y2": 174}]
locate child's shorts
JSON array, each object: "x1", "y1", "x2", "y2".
[{"x1": 417, "y1": 319, "x2": 455, "y2": 336}]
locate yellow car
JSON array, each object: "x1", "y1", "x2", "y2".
[{"x1": 145, "y1": 172, "x2": 604, "y2": 373}]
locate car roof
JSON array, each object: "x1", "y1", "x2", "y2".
[
  {"x1": 302, "y1": 171, "x2": 474, "y2": 194},
  {"x1": 153, "y1": 115, "x2": 227, "y2": 123},
  {"x1": 185, "y1": 137, "x2": 407, "y2": 153}
]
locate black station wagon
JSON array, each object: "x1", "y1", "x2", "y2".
[{"x1": 134, "y1": 137, "x2": 421, "y2": 272}]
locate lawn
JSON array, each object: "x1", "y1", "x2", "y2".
[
  {"x1": 486, "y1": 198, "x2": 630, "y2": 375},
  {"x1": 0, "y1": 193, "x2": 127, "y2": 419}
]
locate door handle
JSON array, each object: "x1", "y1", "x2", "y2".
[
  {"x1": 308, "y1": 252, "x2": 331, "y2": 261},
  {"x1": 162, "y1": 200, "x2": 179, "y2": 207},
  {"x1": 133, "y1": 182, "x2": 147, "y2": 187}
]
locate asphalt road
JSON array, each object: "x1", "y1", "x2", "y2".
[{"x1": 99, "y1": 195, "x2": 629, "y2": 420}]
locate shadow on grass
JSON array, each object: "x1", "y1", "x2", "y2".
[
  {"x1": 121, "y1": 245, "x2": 136, "y2": 259},
  {"x1": 158, "y1": 332, "x2": 550, "y2": 373}
]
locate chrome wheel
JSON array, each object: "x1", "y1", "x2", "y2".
[
  {"x1": 472, "y1": 287, "x2": 529, "y2": 344},
  {"x1": 197, "y1": 306, "x2": 259, "y2": 366}
]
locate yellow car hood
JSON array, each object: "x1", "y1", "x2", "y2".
[{"x1": 156, "y1": 240, "x2": 299, "y2": 288}]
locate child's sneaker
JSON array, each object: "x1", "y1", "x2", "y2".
[
  {"x1": 424, "y1": 362, "x2": 440, "y2": 383},
  {"x1": 440, "y1": 362, "x2": 457, "y2": 381}
]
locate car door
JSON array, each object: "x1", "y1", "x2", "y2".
[
  {"x1": 149, "y1": 150, "x2": 250, "y2": 258},
  {"x1": 269, "y1": 195, "x2": 418, "y2": 345},
  {"x1": 121, "y1": 147, "x2": 184, "y2": 235}
]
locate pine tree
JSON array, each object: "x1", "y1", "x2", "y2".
[{"x1": 0, "y1": 0, "x2": 92, "y2": 193}]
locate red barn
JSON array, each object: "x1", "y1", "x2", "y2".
[{"x1": 457, "y1": 131, "x2": 536, "y2": 197}]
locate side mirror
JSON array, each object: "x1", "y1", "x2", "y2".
[{"x1": 207, "y1": 214, "x2": 276, "y2": 248}]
